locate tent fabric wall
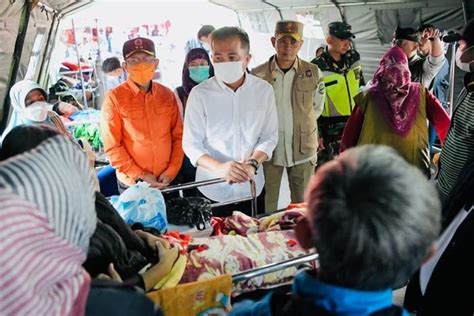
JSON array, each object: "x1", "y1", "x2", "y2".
[
  {"x1": 0, "y1": 0, "x2": 468, "y2": 131},
  {"x1": 0, "y1": 0, "x2": 92, "y2": 133},
  {"x1": 0, "y1": 1, "x2": 24, "y2": 127}
]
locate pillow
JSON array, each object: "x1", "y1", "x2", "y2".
[{"x1": 180, "y1": 230, "x2": 310, "y2": 295}]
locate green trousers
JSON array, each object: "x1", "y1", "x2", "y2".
[{"x1": 263, "y1": 160, "x2": 315, "y2": 212}]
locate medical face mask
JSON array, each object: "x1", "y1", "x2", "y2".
[
  {"x1": 456, "y1": 46, "x2": 473, "y2": 72},
  {"x1": 189, "y1": 65, "x2": 210, "y2": 83},
  {"x1": 22, "y1": 101, "x2": 49, "y2": 122},
  {"x1": 213, "y1": 61, "x2": 244, "y2": 84},
  {"x1": 127, "y1": 63, "x2": 155, "y2": 85}
]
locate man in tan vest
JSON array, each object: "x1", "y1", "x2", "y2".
[{"x1": 252, "y1": 21, "x2": 325, "y2": 212}]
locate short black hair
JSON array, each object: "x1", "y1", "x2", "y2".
[
  {"x1": 211, "y1": 26, "x2": 250, "y2": 53},
  {"x1": 0, "y1": 124, "x2": 61, "y2": 161},
  {"x1": 101, "y1": 57, "x2": 121, "y2": 73},
  {"x1": 197, "y1": 25, "x2": 215, "y2": 39}
]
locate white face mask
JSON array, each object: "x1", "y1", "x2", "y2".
[
  {"x1": 213, "y1": 61, "x2": 244, "y2": 84},
  {"x1": 22, "y1": 101, "x2": 49, "y2": 122},
  {"x1": 456, "y1": 46, "x2": 473, "y2": 72}
]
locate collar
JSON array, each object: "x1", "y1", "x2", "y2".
[
  {"x1": 408, "y1": 54, "x2": 424, "y2": 65},
  {"x1": 322, "y1": 47, "x2": 350, "y2": 72},
  {"x1": 270, "y1": 55, "x2": 299, "y2": 73},
  {"x1": 215, "y1": 72, "x2": 249, "y2": 92},
  {"x1": 126, "y1": 78, "x2": 154, "y2": 95},
  {"x1": 293, "y1": 271, "x2": 394, "y2": 315}
]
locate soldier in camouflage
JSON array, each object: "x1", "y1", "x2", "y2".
[{"x1": 311, "y1": 22, "x2": 365, "y2": 166}]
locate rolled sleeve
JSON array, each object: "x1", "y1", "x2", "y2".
[
  {"x1": 422, "y1": 55, "x2": 445, "y2": 87},
  {"x1": 254, "y1": 88, "x2": 278, "y2": 160},
  {"x1": 182, "y1": 90, "x2": 209, "y2": 166}
]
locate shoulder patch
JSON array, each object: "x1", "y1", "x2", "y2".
[
  {"x1": 305, "y1": 69, "x2": 313, "y2": 78},
  {"x1": 317, "y1": 82, "x2": 325, "y2": 95}
]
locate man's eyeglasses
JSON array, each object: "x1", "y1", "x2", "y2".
[
  {"x1": 126, "y1": 56, "x2": 156, "y2": 65},
  {"x1": 276, "y1": 37, "x2": 300, "y2": 48}
]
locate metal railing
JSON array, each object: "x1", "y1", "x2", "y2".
[
  {"x1": 161, "y1": 178, "x2": 258, "y2": 217},
  {"x1": 232, "y1": 252, "x2": 319, "y2": 283}
]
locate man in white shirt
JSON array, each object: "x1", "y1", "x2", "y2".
[
  {"x1": 252, "y1": 21, "x2": 325, "y2": 212},
  {"x1": 183, "y1": 26, "x2": 278, "y2": 215}
]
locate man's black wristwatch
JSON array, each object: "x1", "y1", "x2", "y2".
[{"x1": 246, "y1": 159, "x2": 259, "y2": 174}]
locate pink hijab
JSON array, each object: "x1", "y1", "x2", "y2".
[
  {"x1": 368, "y1": 46, "x2": 421, "y2": 136},
  {"x1": 0, "y1": 191, "x2": 90, "y2": 316}
]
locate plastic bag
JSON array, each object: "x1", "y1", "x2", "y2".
[{"x1": 110, "y1": 182, "x2": 168, "y2": 233}]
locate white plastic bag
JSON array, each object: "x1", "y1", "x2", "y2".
[{"x1": 110, "y1": 182, "x2": 168, "y2": 233}]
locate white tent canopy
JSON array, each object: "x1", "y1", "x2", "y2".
[{"x1": 0, "y1": 0, "x2": 469, "y2": 132}]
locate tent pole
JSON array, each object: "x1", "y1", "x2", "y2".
[
  {"x1": 38, "y1": 11, "x2": 58, "y2": 86},
  {"x1": 0, "y1": 0, "x2": 34, "y2": 133},
  {"x1": 71, "y1": 18, "x2": 88, "y2": 109},
  {"x1": 447, "y1": 43, "x2": 456, "y2": 117}
]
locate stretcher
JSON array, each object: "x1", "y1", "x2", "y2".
[
  {"x1": 161, "y1": 178, "x2": 258, "y2": 217},
  {"x1": 231, "y1": 252, "x2": 318, "y2": 283}
]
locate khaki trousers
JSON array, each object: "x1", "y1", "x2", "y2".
[{"x1": 263, "y1": 160, "x2": 315, "y2": 212}]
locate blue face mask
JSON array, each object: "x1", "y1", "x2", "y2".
[{"x1": 189, "y1": 65, "x2": 210, "y2": 83}]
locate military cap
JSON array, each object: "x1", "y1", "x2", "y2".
[
  {"x1": 275, "y1": 20, "x2": 304, "y2": 41},
  {"x1": 329, "y1": 21, "x2": 355, "y2": 39}
]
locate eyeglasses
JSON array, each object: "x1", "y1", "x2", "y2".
[
  {"x1": 126, "y1": 56, "x2": 156, "y2": 65},
  {"x1": 276, "y1": 37, "x2": 300, "y2": 48}
]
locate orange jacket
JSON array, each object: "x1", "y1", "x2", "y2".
[{"x1": 101, "y1": 79, "x2": 184, "y2": 186}]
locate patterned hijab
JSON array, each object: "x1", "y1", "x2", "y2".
[
  {"x1": 0, "y1": 136, "x2": 96, "y2": 316},
  {"x1": 368, "y1": 46, "x2": 421, "y2": 136},
  {"x1": 181, "y1": 48, "x2": 214, "y2": 97}
]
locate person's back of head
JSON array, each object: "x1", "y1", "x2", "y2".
[
  {"x1": 198, "y1": 25, "x2": 215, "y2": 42},
  {"x1": 303, "y1": 145, "x2": 440, "y2": 291},
  {"x1": 0, "y1": 124, "x2": 61, "y2": 161},
  {"x1": 102, "y1": 56, "x2": 122, "y2": 74}
]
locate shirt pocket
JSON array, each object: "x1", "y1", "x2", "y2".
[
  {"x1": 296, "y1": 79, "x2": 316, "y2": 112},
  {"x1": 153, "y1": 106, "x2": 173, "y2": 135},
  {"x1": 121, "y1": 108, "x2": 148, "y2": 142},
  {"x1": 300, "y1": 125, "x2": 318, "y2": 155}
]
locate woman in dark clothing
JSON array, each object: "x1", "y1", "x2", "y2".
[
  {"x1": 0, "y1": 133, "x2": 163, "y2": 316},
  {"x1": 174, "y1": 48, "x2": 214, "y2": 187},
  {"x1": 0, "y1": 124, "x2": 178, "y2": 292},
  {"x1": 175, "y1": 48, "x2": 214, "y2": 113}
]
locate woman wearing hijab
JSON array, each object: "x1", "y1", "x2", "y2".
[
  {"x1": 340, "y1": 46, "x2": 451, "y2": 177},
  {"x1": 174, "y1": 48, "x2": 214, "y2": 187},
  {"x1": 174, "y1": 47, "x2": 214, "y2": 117},
  {"x1": 1, "y1": 80, "x2": 69, "y2": 141},
  {"x1": 0, "y1": 134, "x2": 165, "y2": 315},
  {"x1": 0, "y1": 125, "x2": 178, "y2": 292}
]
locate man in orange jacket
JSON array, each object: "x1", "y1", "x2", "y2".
[{"x1": 101, "y1": 37, "x2": 183, "y2": 188}]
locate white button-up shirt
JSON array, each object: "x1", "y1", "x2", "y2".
[{"x1": 183, "y1": 74, "x2": 278, "y2": 202}]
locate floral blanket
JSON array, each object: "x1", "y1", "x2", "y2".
[{"x1": 180, "y1": 230, "x2": 310, "y2": 295}]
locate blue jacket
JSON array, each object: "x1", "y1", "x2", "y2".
[{"x1": 230, "y1": 271, "x2": 408, "y2": 316}]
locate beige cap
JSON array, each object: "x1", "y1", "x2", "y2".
[{"x1": 275, "y1": 20, "x2": 304, "y2": 41}]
